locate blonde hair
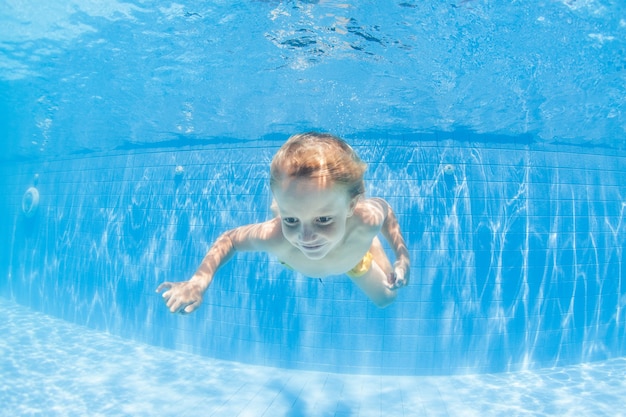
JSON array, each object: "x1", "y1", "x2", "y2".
[{"x1": 270, "y1": 132, "x2": 367, "y2": 198}]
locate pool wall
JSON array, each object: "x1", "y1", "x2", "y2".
[{"x1": 1, "y1": 135, "x2": 625, "y2": 375}]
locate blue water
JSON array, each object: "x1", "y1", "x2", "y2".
[
  {"x1": 1, "y1": 0, "x2": 625, "y2": 158},
  {"x1": 2, "y1": 0, "x2": 626, "y2": 415},
  {"x1": 3, "y1": 299, "x2": 626, "y2": 416}
]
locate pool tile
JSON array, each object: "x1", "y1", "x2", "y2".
[{"x1": 2, "y1": 299, "x2": 626, "y2": 417}]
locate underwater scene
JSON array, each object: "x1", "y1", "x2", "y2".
[{"x1": 1, "y1": 0, "x2": 626, "y2": 415}]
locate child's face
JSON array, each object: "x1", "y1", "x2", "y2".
[{"x1": 272, "y1": 177, "x2": 356, "y2": 260}]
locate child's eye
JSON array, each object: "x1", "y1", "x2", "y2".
[
  {"x1": 316, "y1": 216, "x2": 333, "y2": 225},
  {"x1": 283, "y1": 217, "x2": 299, "y2": 226}
]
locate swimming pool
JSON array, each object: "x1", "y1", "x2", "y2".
[
  {"x1": 3, "y1": 299, "x2": 625, "y2": 416},
  {"x1": 1, "y1": 0, "x2": 626, "y2": 415}
]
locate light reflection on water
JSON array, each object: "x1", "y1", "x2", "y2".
[
  {"x1": 3, "y1": 138, "x2": 626, "y2": 375},
  {"x1": 2, "y1": 298, "x2": 624, "y2": 417}
]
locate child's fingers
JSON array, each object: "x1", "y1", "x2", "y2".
[
  {"x1": 156, "y1": 282, "x2": 173, "y2": 293},
  {"x1": 184, "y1": 300, "x2": 201, "y2": 314},
  {"x1": 168, "y1": 297, "x2": 190, "y2": 314},
  {"x1": 387, "y1": 272, "x2": 399, "y2": 289},
  {"x1": 393, "y1": 263, "x2": 410, "y2": 287},
  {"x1": 390, "y1": 269, "x2": 408, "y2": 289},
  {"x1": 166, "y1": 296, "x2": 179, "y2": 312}
]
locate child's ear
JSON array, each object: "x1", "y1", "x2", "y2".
[
  {"x1": 347, "y1": 196, "x2": 361, "y2": 217},
  {"x1": 270, "y1": 199, "x2": 280, "y2": 217}
]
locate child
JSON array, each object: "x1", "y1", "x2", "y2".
[{"x1": 157, "y1": 132, "x2": 410, "y2": 313}]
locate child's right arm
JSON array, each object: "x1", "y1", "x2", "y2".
[{"x1": 156, "y1": 219, "x2": 281, "y2": 314}]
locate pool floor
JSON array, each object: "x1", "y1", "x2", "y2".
[{"x1": 1, "y1": 298, "x2": 625, "y2": 417}]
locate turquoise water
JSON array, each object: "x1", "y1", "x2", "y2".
[
  {"x1": 3, "y1": 299, "x2": 625, "y2": 416},
  {"x1": 2, "y1": 0, "x2": 626, "y2": 415},
  {"x1": 3, "y1": 138, "x2": 625, "y2": 378},
  {"x1": 1, "y1": 0, "x2": 625, "y2": 157}
]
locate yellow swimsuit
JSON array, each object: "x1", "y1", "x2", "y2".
[
  {"x1": 345, "y1": 251, "x2": 374, "y2": 278},
  {"x1": 280, "y1": 251, "x2": 373, "y2": 278}
]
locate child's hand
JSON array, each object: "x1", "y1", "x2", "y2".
[
  {"x1": 156, "y1": 280, "x2": 204, "y2": 314},
  {"x1": 389, "y1": 262, "x2": 410, "y2": 289}
]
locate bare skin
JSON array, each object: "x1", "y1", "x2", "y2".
[{"x1": 157, "y1": 177, "x2": 410, "y2": 313}]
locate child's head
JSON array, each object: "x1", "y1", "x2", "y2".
[
  {"x1": 270, "y1": 132, "x2": 367, "y2": 198},
  {"x1": 269, "y1": 133, "x2": 368, "y2": 259}
]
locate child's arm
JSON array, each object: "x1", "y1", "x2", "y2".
[
  {"x1": 156, "y1": 219, "x2": 281, "y2": 314},
  {"x1": 372, "y1": 198, "x2": 410, "y2": 289}
]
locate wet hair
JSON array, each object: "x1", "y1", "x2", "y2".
[{"x1": 270, "y1": 132, "x2": 367, "y2": 198}]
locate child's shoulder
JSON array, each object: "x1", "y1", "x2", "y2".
[
  {"x1": 356, "y1": 196, "x2": 390, "y2": 213},
  {"x1": 361, "y1": 197, "x2": 390, "y2": 209},
  {"x1": 231, "y1": 218, "x2": 285, "y2": 252},
  {"x1": 352, "y1": 197, "x2": 389, "y2": 228}
]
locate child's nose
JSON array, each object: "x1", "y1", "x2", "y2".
[{"x1": 299, "y1": 225, "x2": 317, "y2": 242}]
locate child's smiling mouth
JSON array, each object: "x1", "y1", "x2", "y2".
[{"x1": 299, "y1": 243, "x2": 325, "y2": 252}]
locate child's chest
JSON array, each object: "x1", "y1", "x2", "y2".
[{"x1": 275, "y1": 236, "x2": 372, "y2": 278}]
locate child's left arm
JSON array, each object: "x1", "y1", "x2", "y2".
[{"x1": 374, "y1": 198, "x2": 410, "y2": 288}]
